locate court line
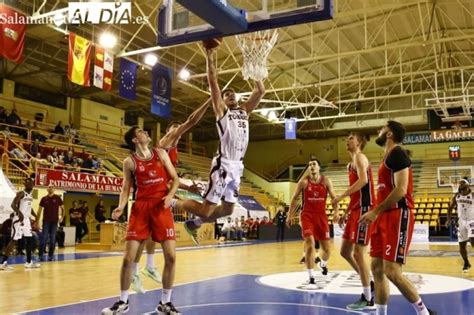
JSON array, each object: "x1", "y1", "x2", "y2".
[
  {"x1": 141, "y1": 302, "x2": 368, "y2": 314},
  {"x1": 20, "y1": 274, "x2": 238, "y2": 314}
]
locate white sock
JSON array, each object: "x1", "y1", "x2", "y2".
[
  {"x1": 411, "y1": 299, "x2": 429, "y2": 315},
  {"x1": 363, "y1": 286, "x2": 372, "y2": 300},
  {"x1": 307, "y1": 269, "x2": 314, "y2": 278},
  {"x1": 120, "y1": 290, "x2": 129, "y2": 302},
  {"x1": 146, "y1": 254, "x2": 155, "y2": 269},
  {"x1": 193, "y1": 218, "x2": 203, "y2": 227},
  {"x1": 375, "y1": 304, "x2": 387, "y2": 315},
  {"x1": 161, "y1": 288, "x2": 172, "y2": 304},
  {"x1": 132, "y1": 263, "x2": 139, "y2": 275},
  {"x1": 320, "y1": 259, "x2": 327, "y2": 267}
]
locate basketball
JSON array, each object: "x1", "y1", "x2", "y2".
[{"x1": 202, "y1": 37, "x2": 222, "y2": 50}]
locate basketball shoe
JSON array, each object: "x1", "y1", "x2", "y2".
[
  {"x1": 142, "y1": 266, "x2": 162, "y2": 283},
  {"x1": 346, "y1": 294, "x2": 375, "y2": 310},
  {"x1": 462, "y1": 262, "x2": 471, "y2": 272},
  {"x1": 101, "y1": 300, "x2": 129, "y2": 314},
  {"x1": 156, "y1": 301, "x2": 181, "y2": 315},
  {"x1": 131, "y1": 274, "x2": 145, "y2": 294}
]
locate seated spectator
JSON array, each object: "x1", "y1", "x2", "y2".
[
  {"x1": 63, "y1": 150, "x2": 75, "y2": 166},
  {"x1": 54, "y1": 121, "x2": 65, "y2": 135},
  {"x1": 220, "y1": 217, "x2": 236, "y2": 242},
  {"x1": 69, "y1": 123, "x2": 79, "y2": 143},
  {"x1": 31, "y1": 121, "x2": 47, "y2": 142},
  {"x1": 2, "y1": 126, "x2": 12, "y2": 138},
  {"x1": 260, "y1": 216, "x2": 272, "y2": 225},
  {"x1": 9, "y1": 146, "x2": 29, "y2": 162},
  {"x1": 6, "y1": 109, "x2": 21, "y2": 126},
  {"x1": 82, "y1": 154, "x2": 94, "y2": 173},
  {"x1": 30, "y1": 139, "x2": 40, "y2": 156}
]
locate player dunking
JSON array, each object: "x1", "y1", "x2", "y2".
[
  {"x1": 101, "y1": 126, "x2": 181, "y2": 315},
  {"x1": 446, "y1": 179, "x2": 473, "y2": 272},
  {"x1": 359, "y1": 120, "x2": 436, "y2": 315},
  {"x1": 171, "y1": 41, "x2": 265, "y2": 244},
  {"x1": 287, "y1": 156, "x2": 338, "y2": 288},
  {"x1": 0, "y1": 178, "x2": 41, "y2": 270},
  {"x1": 130, "y1": 100, "x2": 211, "y2": 293},
  {"x1": 332, "y1": 132, "x2": 375, "y2": 310}
]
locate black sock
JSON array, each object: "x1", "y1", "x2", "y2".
[{"x1": 25, "y1": 237, "x2": 32, "y2": 263}]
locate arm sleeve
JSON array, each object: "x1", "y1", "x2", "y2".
[{"x1": 386, "y1": 147, "x2": 411, "y2": 173}]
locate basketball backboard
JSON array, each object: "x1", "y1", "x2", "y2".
[{"x1": 157, "y1": 0, "x2": 333, "y2": 46}]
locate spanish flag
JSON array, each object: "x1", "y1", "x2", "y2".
[{"x1": 68, "y1": 33, "x2": 92, "y2": 86}]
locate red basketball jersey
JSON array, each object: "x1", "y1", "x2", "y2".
[
  {"x1": 165, "y1": 146, "x2": 178, "y2": 167},
  {"x1": 131, "y1": 148, "x2": 169, "y2": 200},
  {"x1": 348, "y1": 163, "x2": 375, "y2": 211},
  {"x1": 377, "y1": 146, "x2": 414, "y2": 210},
  {"x1": 302, "y1": 175, "x2": 327, "y2": 215}
]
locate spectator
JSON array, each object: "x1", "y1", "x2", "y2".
[
  {"x1": 31, "y1": 121, "x2": 47, "y2": 142},
  {"x1": 78, "y1": 201, "x2": 89, "y2": 241},
  {"x1": 9, "y1": 147, "x2": 27, "y2": 160},
  {"x1": 30, "y1": 139, "x2": 40, "y2": 156},
  {"x1": 2, "y1": 126, "x2": 11, "y2": 138},
  {"x1": 37, "y1": 185, "x2": 64, "y2": 261},
  {"x1": 220, "y1": 217, "x2": 235, "y2": 242},
  {"x1": 234, "y1": 217, "x2": 245, "y2": 241},
  {"x1": 69, "y1": 201, "x2": 83, "y2": 243},
  {"x1": 94, "y1": 199, "x2": 107, "y2": 231},
  {"x1": 245, "y1": 217, "x2": 257, "y2": 238},
  {"x1": 274, "y1": 206, "x2": 287, "y2": 242},
  {"x1": 69, "y1": 123, "x2": 79, "y2": 143},
  {"x1": 6, "y1": 109, "x2": 21, "y2": 126},
  {"x1": 0, "y1": 107, "x2": 7, "y2": 126},
  {"x1": 54, "y1": 121, "x2": 65, "y2": 136},
  {"x1": 82, "y1": 154, "x2": 94, "y2": 173},
  {"x1": 0, "y1": 213, "x2": 14, "y2": 252},
  {"x1": 63, "y1": 150, "x2": 75, "y2": 166}
]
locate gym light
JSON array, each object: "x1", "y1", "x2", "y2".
[
  {"x1": 178, "y1": 68, "x2": 191, "y2": 81},
  {"x1": 144, "y1": 54, "x2": 158, "y2": 66},
  {"x1": 99, "y1": 32, "x2": 117, "y2": 49},
  {"x1": 268, "y1": 111, "x2": 277, "y2": 121}
]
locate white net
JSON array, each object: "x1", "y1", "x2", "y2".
[{"x1": 235, "y1": 29, "x2": 278, "y2": 81}]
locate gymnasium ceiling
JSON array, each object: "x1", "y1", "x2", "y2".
[{"x1": 1, "y1": 0, "x2": 473, "y2": 141}]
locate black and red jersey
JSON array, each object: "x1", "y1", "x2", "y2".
[
  {"x1": 348, "y1": 162, "x2": 375, "y2": 210},
  {"x1": 377, "y1": 146, "x2": 414, "y2": 210}
]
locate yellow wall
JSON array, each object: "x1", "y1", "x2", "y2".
[
  {"x1": 1, "y1": 79, "x2": 70, "y2": 125},
  {"x1": 243, "y1": 168, "x2": 297, "y2": 204}
]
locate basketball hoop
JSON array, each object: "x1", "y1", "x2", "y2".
[{"x1": 235, "y1": 29, "x2": 278, "y2": 81}]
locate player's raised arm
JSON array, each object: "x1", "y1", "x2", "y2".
[
  {"x1": 242, "y1": 81, "x2": 265, "y2": 114},
  {"x1": 158, "y1": 149, "x2": 180, "y2": 209},
  {"x1": 205, "y1": 48, "x2": 226, "y2": 119}
]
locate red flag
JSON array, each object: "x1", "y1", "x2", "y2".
[
  {"x1": 94, "y1": 46, "x2": 114, "y2": 91},
  {"x1": 68, "y1": 33, "x2": 92, "y2": 86},
  {"x1": 0, "y1": 5, "x2": 27, "y2": 64}
]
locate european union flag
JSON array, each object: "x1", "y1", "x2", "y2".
[
  {"x1": 119, "y1": 58, "x2": 137, "y2": 100},
  {"x1": 151, "y1": 64, "x2": 172, "y2": 118}
]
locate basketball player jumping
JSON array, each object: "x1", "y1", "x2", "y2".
[
  {"x1": 131, "y1": 99, "x2": 211, "y2": 293},
  {"x1": 171, "y1": 41, "x2": 265, "y2": 244},
  {"x1": 287, "y1": 156, "x2": 338, "y2": 288},
  {"x1": 0, "y1": 177, "x2": 41, "y2": 270},
  {"x1": 359, "y1": 120, "x2": 436, "y2": 315},
  {"x1": 446, "y1": 178, "x2": 473, "y2": 272},
  {"x1": 101, "y1": 127, "x2": 181, "y2": 315},
  {"x1": 332, "y1": 132, "x2": 375, "y2": 310}
]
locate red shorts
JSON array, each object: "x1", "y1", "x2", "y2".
[
  {"x1": 300, "y1": 211, "x2": 330, "y2": 241},
  {"x1": 343, "y1": 206, "x2": 374, "y2": 246},
  {"x1": 126, "y1": 199, "x2": 176, "y2": 243},
  {"x1": 370, "y1": 208, "x2": 414, "y2": 264}
]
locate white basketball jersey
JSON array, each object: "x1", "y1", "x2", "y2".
[
  {"x1": 216, "y1": 108, "x2": 249, "y2": 161},
  {"x1": 456, "y1": 192, "x2": 474, "y2": 221},
  {"x1": 19, "y1": 190, "x2": 33, "y2": 217}
]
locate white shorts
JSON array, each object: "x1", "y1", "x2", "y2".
[
  {"x1": 204, "y1": 156, "x2": 243, "y2": 204},
  {"x1": 458, "y1": 219, "x2": 474, "y2": 243},
  {"x1": 11, "y1": 216, "x2": 32, "y2": 241}
]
